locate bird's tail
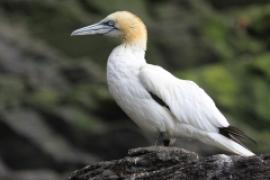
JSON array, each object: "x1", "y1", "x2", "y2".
[{"x1": 207, "y1": 133, "x2": 255, "y2": 156}]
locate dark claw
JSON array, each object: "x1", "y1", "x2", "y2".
[
  {"x1": 163, "y1": 139, "x2": 170, "y2": 146},
  {"x1": 155, "y1": 132, "x2": 176, "y2": 146}
]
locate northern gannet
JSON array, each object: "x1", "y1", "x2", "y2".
[{"x1": 71, "y1": 11, "x2": 255, "y2": 156}]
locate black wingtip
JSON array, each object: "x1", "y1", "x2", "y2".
[{"x1": 219, "y1": 126, "x2": 256, "y2": 146}]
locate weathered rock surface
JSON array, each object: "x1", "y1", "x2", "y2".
[{"x1": 67, "y1": 146, "x2": 270, "y2": 180}]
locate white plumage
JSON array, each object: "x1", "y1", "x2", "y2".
[{"x1": 71, "y1": 11, "x2": 255, "y2": 156}]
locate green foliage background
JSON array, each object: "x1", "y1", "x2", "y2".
[{"x1": 0, "y1": 0, "x2": 269, "y2": 179}]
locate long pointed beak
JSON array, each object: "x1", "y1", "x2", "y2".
[{"x1": 71, "y1": 22, "x2": 113, "y2": 36}]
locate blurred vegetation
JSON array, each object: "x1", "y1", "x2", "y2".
[{"x1": 0, "y1": 0, "x2": 270, "y2": 179}]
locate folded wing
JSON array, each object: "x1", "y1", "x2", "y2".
[{"x1": 139, "y1": 64, "x2": 229, "y2": 133}]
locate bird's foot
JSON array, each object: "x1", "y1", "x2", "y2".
[
  {"x1": 155, "y1": 132, "x2": 175, "y2": 147},
  {"x1": 154, "y1": 133, "x2": 163, "y2": 146},
  {"x1": 163, "y1": 138, "x2": 176, "y2": 146}
]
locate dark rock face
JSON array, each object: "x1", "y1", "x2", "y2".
[{"x1": 67, "y1": 146, "x2": 270, "y2": 180}]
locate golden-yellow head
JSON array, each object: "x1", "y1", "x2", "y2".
[{"x1": 71, "y1": 11, "x2": 147, "y2": 50}]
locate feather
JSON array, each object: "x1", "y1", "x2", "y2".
[
  {"x1": 139, "y1": 64, "x2": 229, "y2": 132},
  {"x1": 149, "y1": 91, "x2": 170, "y2": 110},
  {"x1": 219, "y1": 126, "x2": 256, "y2": 146}
]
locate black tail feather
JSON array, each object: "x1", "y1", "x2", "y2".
[{"x1": 219, "y1": 126, "x2": 256, "y2": 146}]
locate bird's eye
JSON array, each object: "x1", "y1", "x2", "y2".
[{"x1": 104, "y1": 20, "x2": 115, "y2": 27}]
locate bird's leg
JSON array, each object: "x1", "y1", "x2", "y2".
[
  {"x1": 163, "y1": 138, "x2": 170, "y2": 146},
  {"x1": 155, "y1": 132, "x2": 176, "y2": 146},
  {"x1": 163, "y1": 135, "x2": 176, "y2": 147},
  {"x1": 154, "y1": 132, "x2": 165, "y2": 146},
  {"x1": 166, "y1": 138, "x2": 176, "y2": 146}
]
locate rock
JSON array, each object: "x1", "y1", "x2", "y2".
[{"x1": 67, "y1": 146, "x2": 270, "y2": 180}]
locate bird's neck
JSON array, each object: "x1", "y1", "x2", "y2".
[
  {"x1": 108, "y1": 44, "x2": 146, "y2": 70},
  {"x1": 122, "y1": 35, "x2": 147, "y2": 51},
  {"x1": 121, "y1": 22, "x2": 147, "y2": 51}
]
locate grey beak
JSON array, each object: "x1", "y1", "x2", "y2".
[{"x1": 71, "y1": 22, "x2": 114, "y2": 36}]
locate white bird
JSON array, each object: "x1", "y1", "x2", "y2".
[{"x1": 71, "y1": 11, "x2": 255, "y2": 156}]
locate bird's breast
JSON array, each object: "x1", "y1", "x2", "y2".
[
  {"x1": 107, "y1": 53, "x2": 147, "y2": 102},
  {"x1": 107, "y1": 58, "x2": 153, "y2": 130},
  {"x1": 106, "y1": 45, "x2": 148, "y2": 100},
  {"x1": 106, "y1": 48, "x2": 171, "y2": 132}
]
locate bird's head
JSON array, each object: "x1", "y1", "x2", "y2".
[{"x1": 71, "y1": 11, "x2": 147, "y2": 50}]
